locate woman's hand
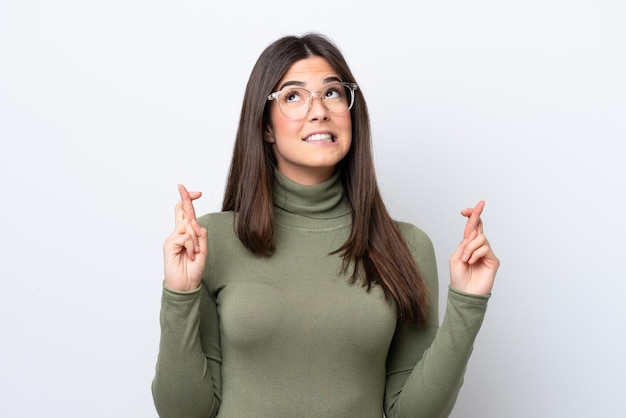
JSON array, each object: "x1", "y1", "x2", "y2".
[
  {"x1": 449, "y1": 200, "x2": 500, "y2": 295},
  {"x1": 163, "y1": 185, "x2": 208, "y2": 292}
]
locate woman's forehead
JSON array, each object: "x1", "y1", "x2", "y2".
[{"x1": 278, "y1": 56, "x2": 339, "y2": 87}]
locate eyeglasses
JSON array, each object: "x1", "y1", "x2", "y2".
[{"x1": 267, "y1": 82, "x2": 358, "y2": 120}]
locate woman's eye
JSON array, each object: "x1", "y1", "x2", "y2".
[
  {"x1": 324, "y1": 87, "x2": 342, "y2": 99},
  {"x1": 284, "y1": 90, "x2": 303, "y2": 103}
]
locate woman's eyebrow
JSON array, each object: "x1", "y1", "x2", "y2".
[
  {"x1": 277, "y1": 76, "x2": 342, "y2": 91},
  {"x1": 277, "y1": 80, "x2": 305, "y2": 90}
]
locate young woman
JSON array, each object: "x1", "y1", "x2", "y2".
[{"x1": 153, "y1": 33, "x2": 499, "y2": 418}]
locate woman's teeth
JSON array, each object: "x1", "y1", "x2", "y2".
[{"x1": 304, "y1": 133, "x2": 334, "y2": 142}]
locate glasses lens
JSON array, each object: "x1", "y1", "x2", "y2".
[
  {"x1": 277, "y1": 88, "x2": 310, "y2": 119},
  {"x1": 322, "y1": 84, "x2": 352, "y2": 114}
]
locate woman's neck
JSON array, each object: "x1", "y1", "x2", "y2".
[{"x1": 275, "y1": 165, "x2": 337, "y2": 186}]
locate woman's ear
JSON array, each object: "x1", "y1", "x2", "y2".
[{"x1": 263, "y1": 125, "x2": 275, "y2": 144}]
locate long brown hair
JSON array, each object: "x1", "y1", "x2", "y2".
[{"x1": 222, "y1": 33, "x2": 429, "y2": 326}]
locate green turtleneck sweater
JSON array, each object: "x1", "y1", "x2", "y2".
[{"x1": 152, "y1": 171, "x2": 489, "y2": 418}]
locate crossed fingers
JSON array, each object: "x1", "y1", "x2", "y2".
[
  {"x1": 175, "y1": 184, "x2": 201, "y2": 225},
  {"x1": 462, "y1": 200, "x2": 485, "y2": 240},
  {"x1": 175, "y1": 184, "x2": 203, "y2": 259}
]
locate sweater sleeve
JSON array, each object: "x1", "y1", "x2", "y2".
[
  {"x1": 384, "y1": 223, "x2": 489, "y2": 418},
  {"x1": 151, "y1": 217, "x2": 223, "y2": 418}
]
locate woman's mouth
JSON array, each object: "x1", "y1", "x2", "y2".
[{"x1": 303, "y1": 133, "x2": 335, "y2": 143}]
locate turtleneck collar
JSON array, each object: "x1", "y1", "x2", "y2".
[{"x1": 272, "y1": 169, "x2": 351, "y2": 227}]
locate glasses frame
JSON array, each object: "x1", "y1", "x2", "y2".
[{"x1": 267, "y1": 82, "x2": 358, "y2": 120}]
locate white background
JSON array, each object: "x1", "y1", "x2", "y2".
[{"x1": 1, "y1": 1, "x2": 624, "y2": 417}]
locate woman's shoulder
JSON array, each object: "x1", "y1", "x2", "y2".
[
  {"x1": 197, "y1": 211, "x2": 243, "y2": 270},
  {"x1": 197, "y1": 211, "x2": 236, "y2": 232},
  {"x1": 394, "y1": 220, "x2": 434, "y2": 250},
  {"x1": 394, "y1": 220, "x2": 439, "y2": 287}
]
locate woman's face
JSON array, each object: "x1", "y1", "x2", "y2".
[{"x1": 265, "y1": 56, "x2": 352, "y2": 185}]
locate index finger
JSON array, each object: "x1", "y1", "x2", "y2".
[
  {"x1": 463, "y1": 200, "x2": 485, "y2": 239},
  {"x1": 178, "y1": 184, "x2": 199, "y2": 221}
]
